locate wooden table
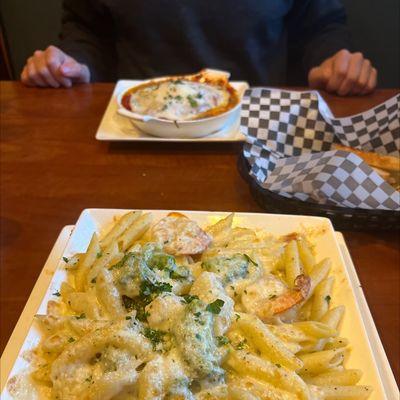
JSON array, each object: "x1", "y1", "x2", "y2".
[{"x1": 1, "y1": 82, "x2": 399, "y2": 384}]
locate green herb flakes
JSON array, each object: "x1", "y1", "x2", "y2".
[
  {"x1": 183, "y1": 294, "x2": 199, "y2": 304},
  {"x1": 187, "y1": 95, "x2": 198, "y2": 108},
  {"x1": 143, "y1": 327, "x2": 166, "y2": 350},
  {"x1": 206, "y1": 299, "x2": 225, "y2": 314},
  {"x1": 325, "y1": 295, "x2": 331, "y2": 303},
  {"x1": 216, "y1": 336, "x2": 230, "y2": 346}
]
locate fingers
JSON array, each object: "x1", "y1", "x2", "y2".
[
  {"x1": 32, "y1": 50, "x2": 61, "y2": 88},
  {"x1": 44, "y1": 46, "x2": 72, "y2": 88},
  {"x1": 308, "y1": 59, "x2": 333, "y2": 90},
  {"x1": 351, "y1": 59, "x2": 371, "y2": 95},
  {"x1": 326, "y1": 49, "x2": 351, "y2": 93},
  {"x1": 360, "y1": 67, "x2": 377, "y2": 95},
  {"x1": 337, "y1": 52, "x2": 364, "y2": 96},
  {"x1": 20, "y1": 65, "x2": 34, "y2": 87},
  {"x1": 308, "y1": 49, "x2": 378, "y2": 96},
  {"x1": 59, "y1": 58, "x2": 90, "y2": 83},
  {"x1": 26, "y1": 56, "x2": 47, "y2": 87},
  {"x1": 20, "y1": 45, "x2": 81, "y2": 88}
]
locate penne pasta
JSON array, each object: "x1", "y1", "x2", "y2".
[
  {"x1": 16, "y1": 212, "x2": 372, "y2": 400},
  {"x1": 316, "y1": 384, "x2": 373, "y2": 399},
  {"x1": 304, "y1": 368, "x2": 363, "y2": 386},
  {"x1": 119, "y1": 212, "x2": 153, "y2": 251},
  {"x1": 308, "y1": 258, "x2": 332, "y2": 297},
  {"x1": 74, "y1": 233, "x2": 101, "y2": 291},
  {"x1": 297, "y1": 237, "x2": 316, "y2": 275},
  {"x1": 293, "y1": 321, "x2": 337, "y2": 339},
  {"x1": 324, "y1": 337, "x2": 349, "y2": 350},
  {"x1": 284, "y1": 240, "x2": 303, "y2": 287},
  {"x1": 100, "y1": 210, "x2": 142, "y2": 248},
  {"x1": 310, "y1": 276, "x2": 335, "y2": 321},
  {"x1": 226, "y1": 350, "x2": 309, "y2": 400},
  {"x1": 233, "y1": 313, "x2": 303, "y2": 370},
  {"x1": 85, "y1": 241, "x2": 121, "y2": 288},
  {"x1": 298, "y1": 348, "x2": 346, "y2": 375},
  {"x1": 321, "y1": 305, "x2": 345, "y2": 330}
]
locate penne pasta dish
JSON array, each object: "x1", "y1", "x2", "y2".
[{"x1": 7, "y1": 211, "x2": 372, "y2": 399}]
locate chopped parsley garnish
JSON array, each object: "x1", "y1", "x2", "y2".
[
  {"x1": 91, "y1": 277, "x2": 97, "y2": 284},
  {"x1": 173, "y1": 79, "x2": 183, "y2": 85},
  {"x1": 325, "y1": 295, "x2": 331, "y2": 303},
  {"x1": 236, "y1": 339, "x2": 247, "y2": 350},
  {"x1": 169, "y1": 269, "x2": 187, "y2": 280},
  {"x1": 235, "y1": 313, "x2": 241, "y2": 321},
  {"x1": 143, "y1": 327, "x2": 166, "y2": 350},
  {"x1": 187, "y1": 95, "x2": 198, "y2": 108},
  {"x1": 140, "y1": 280, "x2": 172, "y2": 297},
  {"x1": 122, "y1": 295, "x2": 135, "y2": 311},
  {"x1": 96, "y1": 251, "x2": 102, "y2": 259},
  {"x1": 137, "y1": 309, "x2": 150, "y2": 322},
  {"x1": 125, "y1": 316, "x2": 132, "y2": 320},
  {"x1": 148, "y1": 253, "x2": 188, "y2": 280},
  {"x1": 75, "y1": 313, "x2": 86, "y2": 319},
  {"x1": 275, "y1": 363, "x2": 281, "y2": 368},
  {"x1": 175, "y1": 95, "x2": 182, "y2": 101},
  {"x1": 206, "y1": 299, "x2": 225, "y2": 314},
  {"x1": 122, "y1": 295, "x2": 150, "y2": 321},
  {"x1": 121, "y1": 274, "x2": 173, "y2": 323},
  {"x1": 268, "y1": 294, "x2": 277, "y2": 300},
  {"x1": 68, "y1": 337, "x2": 75, "y2": 343},
  {"x1": 196, "y1": 93, "x2": 203, "y2": 99},
  {"x1": 216, "y1": 336, "x2": 230, "y2": 346},
  {"x1": 52, "y1": 291, "x2": 61, "y2": 297},
  {"x1": 62, "y1": 257, "x2": 69, "y2": 263},
  {"x1": 183, "y1": 294, "x2": 199, "y2": 304},
  {"x1": 195, "y1": 333, "x2": 202, "y2": 341}
]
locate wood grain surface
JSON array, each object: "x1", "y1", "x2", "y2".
[{"x1": 1, "y1": 81, "x2": 399, "y2": 383}]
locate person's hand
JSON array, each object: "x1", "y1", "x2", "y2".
[
  {"x1": 21, "y1": 46, "x2": 90, "y2": 88},
  {"x1": 308, "y1": 49, "x2": 377, "y2": 96}
]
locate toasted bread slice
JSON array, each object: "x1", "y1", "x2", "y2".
[{"x1": 333, "y1": 144, "x2": 399, "y2": 172}]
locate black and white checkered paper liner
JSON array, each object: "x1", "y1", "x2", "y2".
[{"x1": 241, "y1": 88, "x2": 399, "y2": 210}]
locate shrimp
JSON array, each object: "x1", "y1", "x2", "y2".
[
  {"x1": 152, "y1": 212, "x2": 212, "y2": 256},
  {"x1": 241, "y1": 274, "x2": 311, "y2": 322}
]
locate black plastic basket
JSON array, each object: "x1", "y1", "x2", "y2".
[{"x1": 238, "y1": 153, "x2": 400, "y2": 231}]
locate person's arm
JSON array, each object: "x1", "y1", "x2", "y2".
[
  {"x1": 21, "y1": 0, "x2": 116, "y2": 87},
  {"x1": 286, "y1": 0, "x2": 377, "y2": 95},
  {"x1": 59, "y1": 0, "x2": 117, "y2": 82}
]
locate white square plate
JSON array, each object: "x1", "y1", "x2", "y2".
[
  {"x1": 1, "y1": 210, "x2": 397, "y2": 399},
  {"x1": 95, "y1": 80, "x2": 248, "y2": 142}
]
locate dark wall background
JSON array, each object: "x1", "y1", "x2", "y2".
[{"x1": 1, "y1": 0, "x2": 399, "y2": 87}]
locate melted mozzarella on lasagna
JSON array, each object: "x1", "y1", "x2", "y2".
[{"x1": 128, "y1": 80, "x2": 232, "y2": 121}]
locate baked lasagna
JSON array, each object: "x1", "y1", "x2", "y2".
[{"x1": 121, "y1": 70, "x2": 239, "y2": 121}]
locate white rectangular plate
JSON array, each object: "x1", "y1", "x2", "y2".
[
  {"x1": 95, "y1": 80, "x2": 248, "y2": 142},
  {"x1": 1, "y1": 210, "x2": 397, "y2": 399}
]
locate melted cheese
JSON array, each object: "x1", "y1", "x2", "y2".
[{"x1": 129, "y1": 80, "x2": 232, "y2": 121}]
